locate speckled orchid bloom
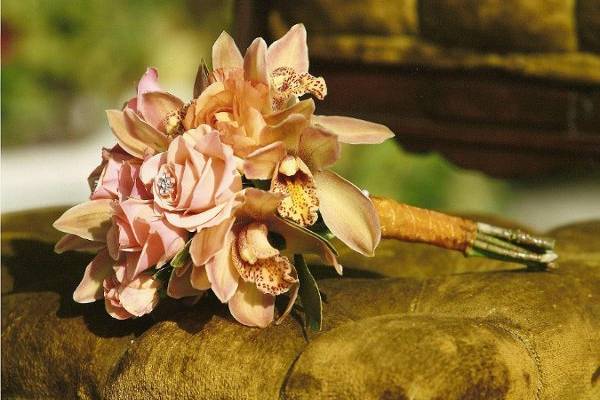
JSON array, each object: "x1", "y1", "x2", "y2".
[
  {"x1": 168, "y1": 188, "x2": 340, "y2": 327},
  {"x1": 106, "y1": 68, "x2": 189, "y2": 159}
]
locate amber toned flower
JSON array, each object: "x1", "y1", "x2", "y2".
[{"x1": 169, "y1": 188, "x2": 340, "y2": 327}]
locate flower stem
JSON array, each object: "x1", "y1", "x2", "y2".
[{"x1": 371, "y1": 196, "x2": 558, "y2": 269}]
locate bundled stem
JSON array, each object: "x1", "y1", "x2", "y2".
[{"x1": 370, "y1": 196, "x2": 558, "y2": 269}]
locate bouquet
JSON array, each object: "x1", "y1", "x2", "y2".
[{"x1": 53, "y1": 25, "x2": 557, "y2": 329}]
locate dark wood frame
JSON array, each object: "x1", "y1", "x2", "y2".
[{"x1": 233, "y1": 0, "x2": 600, "y2": 178}]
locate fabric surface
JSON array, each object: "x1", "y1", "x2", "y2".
[
  {"x1": 2, "y1": 207, "x2": 599, "y2": 399},
  {"x1": 269, "y1": 0, "x2": 600, "y2": 84}
]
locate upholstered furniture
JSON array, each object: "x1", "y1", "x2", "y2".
[
  {"x1": 235, "y1": 0, "x2": 600, "y2": 177},
  {"x1": 2, "y1": 207, "x2": 599, "y2": 399}
]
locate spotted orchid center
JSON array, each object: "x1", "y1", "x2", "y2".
[
  {"x1": 270, "y1": 66, "x2": 327, "y2": 110},
  {"x1": 271, "y1": 156, "x2": 319, "y2": 227},
  {"x1": 163, "y1": 108, "x2": 186, "y2": 137}
]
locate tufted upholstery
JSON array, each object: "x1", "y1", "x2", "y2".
[{"x1": 2, "y1": 207, "x2": 599, "y2": 399}]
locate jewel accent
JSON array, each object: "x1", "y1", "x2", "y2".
[
  {"x1": 270, "y1": 66, "x2": 327, "y2": 110},
  {"x1": 157, "y1": 171, "x2": 175, "y2": 197}
]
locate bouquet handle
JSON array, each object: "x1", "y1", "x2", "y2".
[{"x1": 371, "y1": 197, "x2": 558, "y2": 269}]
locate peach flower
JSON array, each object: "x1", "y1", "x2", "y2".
[{"x1": 139, "y1": 125, "x2": 242, "y2": 231}]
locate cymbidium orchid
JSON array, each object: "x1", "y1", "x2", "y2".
[{"x1": 168, "y1": 188, "x2": 340, "y2": 327}]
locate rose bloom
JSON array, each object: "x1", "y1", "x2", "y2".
[
  {"x1": 103, "y1": 263, "x2": 162, "y2": 320},
  {"x1": 140, "y1": 125, "x2": 242, "y2": 231},
  {"x1": 89, "y1": 145, "x2": 151, "y2": 201}
]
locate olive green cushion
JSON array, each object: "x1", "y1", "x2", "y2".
[
  {"x1": 269, "y1": 0, "x2": 600, "y2": 84},
  {"x1": 2, "y1": 208, "x2": 599, "y2": 399}
]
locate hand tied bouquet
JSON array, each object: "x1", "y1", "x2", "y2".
[
  {"x1": 53, "y1": 24, "x2": 393, "y2": 328},
  {"x1": 54, "y1": 24, "x2": 558, "y2": 329}
]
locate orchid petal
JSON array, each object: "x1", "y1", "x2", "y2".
[
  {"x1": 204, "y1": 234, "x2": 239, "y2": 302},
  {"x1": 212, "y1": 31, "x2": 244, "y2": 70},
  {"x1": 140, "y1": 92, "x2": 184, "y2": 131},
  {"x1": 259, "y1": 113, "x2": 309, "y2": 151},
  {"x1": 228, "y1": 281, "x2": 275, "y2": 328},
  {"x1": 137, "y1": 67, "x2": 161, "y2": 95},
  {"x1": 53, "y1": 199, "x2": 113, "y2": 242},
  {"x1": 298, "y1": 126, "x2": 341, "y2": 171},
  {"x1": 243, "y1": 141, "x2": 286, "y2": 179},
  {"x1": 263, "y1": 99, "x2": 315, "y2": 126},
  {"x1": 168, "y1": 263, "x2": 205, "y2": 299},
  {"x1": 123, "y1": 108, "x2": 169, "y2": 152},
  {"x1": 312, "y1": 115, "x2": 394, "y2": 144},
  {"x1": 244, "y1": 38, "x2": 268, "y2": 85},
  {"x1": 106, "y1": 110, "x2": 151, "y2": 159},
  {"x1": 237, "y1": 188, "x2": 284, "y2": 221},
  {"x1": 189, "y1": 217, "x2": 235, "y2": 266},
  {"x1": 190, "y1": 264, "x2": 211, "y2": 291},
  {"x1": 314, "y1": 170, "x2": 381, "y2": 256},
  {"x1": 54, "y1": 234, "x2": 104, "y2": 254},
  {"x1": 73, "y1": 249, "x2": 113, "y2": 303},
  {"x1": 267, "y1": 23, "x2": 309, "y2": 74}
]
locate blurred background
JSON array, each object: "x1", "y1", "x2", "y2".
[{"x1": 2, "y1": 0, "x2": 599, "y2": 230}]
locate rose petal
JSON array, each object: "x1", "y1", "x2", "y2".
[
  {"x1": 312, "y1": 115, "x2": 394, "y2": 144},
  {"x1": 140, "y1": 152, "x2": 166, "y2": 185},
  {"x1": 314, "y1": 170, "x2": 381, "y2": 256},
  {"x1": 53, "y1": 199, "x2": 113, "y2": 242},
  {"x1": 73, "y1": 249, "x2": 114, "y2": 303},
  {"x1": 228, "y1": 281, "x2": 275, "y2": 328},
  {"x1": 267, "y1": 23, "x2": 309, "y2": 74},
  {"x1": 119, "y1": 275, "x2": 161, "y2": 317},
  {"x1": 212, "y1": 31, "x2": 244, "y2": 71}
]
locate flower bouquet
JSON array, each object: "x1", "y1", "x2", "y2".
[{"x1": 53, "y1": 25, "x2": 557, "y2": 329}]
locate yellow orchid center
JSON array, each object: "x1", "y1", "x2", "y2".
[
  {"x1": 270, "y1": 66, "x2": 327, "y2": 110},
  {"x1": 163, "y1": 108, "x2": 186, "y2": 137},
  {"x1": 271, "y1": 155, "x2": 319, "y2": 227},
  {"x1": 231, "y1": 222, "x2": 298, "y2": 295}
]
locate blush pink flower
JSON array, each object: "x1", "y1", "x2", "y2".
[
  {"x1": 140, "y1": 125, "x2": 242, "y2": 231},
  {"x1": 103, "y1": 264, "x2": 161, "y2": 320},
  {"x1": 169, "y1": 188, "x2": 340, "y2": 327},
  {"x1": 89, "y1": 145, "x2": 151, "y2": 201},
  {"x1": 107, "y1": 199, "x2": 188, "y2": 280}
]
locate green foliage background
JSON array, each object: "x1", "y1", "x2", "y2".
[{"x1": 1, "y1": 0, "x2": 508, "y2": 214}]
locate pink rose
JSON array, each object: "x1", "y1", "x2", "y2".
[
  {"x1": 140, "y1": 125, "x2": 242, "y2": 231},
  {"x1": 107, "y1": 199, "x2": 188, "y2": 280},
  {"x1": 89, "y1": 146, "x2": 151, "y2": 201},
  {"x1": 104, "y1": 263, "x2": 161, "y2": 320}
]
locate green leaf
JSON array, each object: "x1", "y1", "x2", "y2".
[
  {"x1": 294, "y1": 254, "x2": 322, "y2": 332},
  {"x1": 171, "y1": 239, "x2": 191, "y2": 268}
]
